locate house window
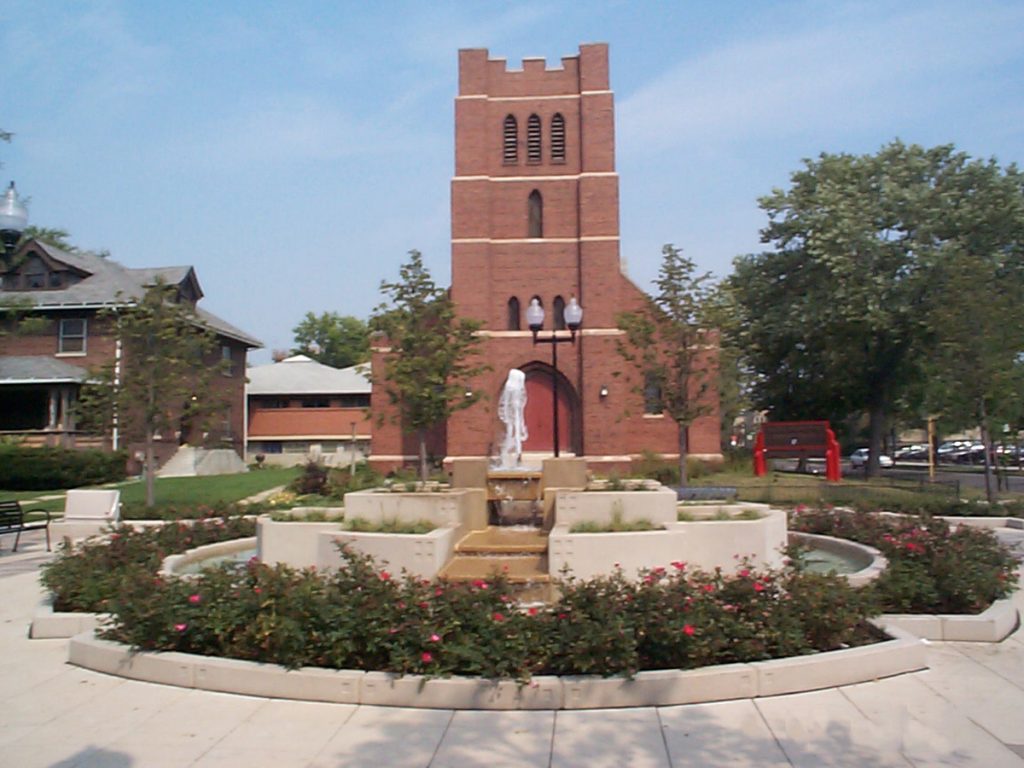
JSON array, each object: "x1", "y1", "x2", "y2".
[
  {"x1": 301, "y1": 397, "x2": 329, "y2": 408},
  {"x1": 553, "y1": 296, "x2": 566, "y2": 330},
  {"x1": 644, "y1": 373, "x2": 664, "y2": 415},
  {"x1": 527, "y1": 190, "x2": 543, "y2": 238},
  {"x1": 526, "y1": 114, "x2": 541, "y2": 163},
  {"x1": 221, "y1": 345, "x2": 234, "y2": 376},
  {"x1": 260, "y1": 441, "x2": 283, "y2": 454},
  {"x1": 48, "y1": 272, "x2": 63, "y2": 288},
  {"x1": 503, "y1": 115, "x2": 518, "y2": 164},
  {"x1": 507, "y1": 296, "x2": 521, "y2": 330},
  {"x1": 283, "y1": 441, "x2": 311, "y2": 453},
  {"x1": 261, "y1": 398, "x2": 289, "y2": 409},
  {"x1": 58, "y1": 318, "x2": 87, "y2": 354},
  {"x1": 338, "y1": 393, "x2": 370, "y2": 408},
  {"x1": 26, "y1": 271, "x2": 45, "y2": 289},
  {"x1": 551, "y1": 113, "x2": 566, "y2": 162}
]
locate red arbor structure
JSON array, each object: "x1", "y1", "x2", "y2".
[{"x1": 753, "y1": 421, "x2": 842, "y2": 482}]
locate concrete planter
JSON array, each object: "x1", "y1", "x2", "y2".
[
  {"x1": 317, "y1": 527, "x2": 458, "y2": 579},
  {"x1": 787, "y1": 531, "x2": 887, "y2": 587},
  {"x1": 555, "y1": 487, "x2": 678, "y2": 527},
  {"x1": 548, "y1": 507, "x2": 788, "y2": 580},
  {"x1": 879, "y1": 598, "x2": 1019, "y2": 642},
  {"x1": 160, "y1": 536, "x2": 257, "y2": 577},
  {"x1": 65, "y1": 621, "x2": 925, "y2": 710}
]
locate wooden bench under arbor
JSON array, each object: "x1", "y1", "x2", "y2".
[{"x1": 0, "y1": 500, "x2": 52, "y2": 552}]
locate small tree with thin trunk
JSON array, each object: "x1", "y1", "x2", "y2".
[
  {"x1": 371, "y1": 250, "x2": 488, "y2": 482},
  {"x1": 617, "y1": 244, "x2": 717, "y2": 486},
  {"x1": 76, "y1": 282, "x2": 227, "y2": 507}
]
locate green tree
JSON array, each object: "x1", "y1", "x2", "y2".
[
  {"x1": 731, "y1": 142, "x2": 971, "y2": 475},
  {"x1": 291, "y1": 311, "x2": 369, "y2": 369},
  {"x1": 76, "y1": 282, "x2": 227, "y2": 507},
  {"x1": 617, "y1": 244, "x2": 717, "y2": 486},
  {"x1": 371, "y1": 250, "x2": 488, "y2": 482},
  {"x1": 919, "y1": 157, "x2": 1024, "y2": 499}
]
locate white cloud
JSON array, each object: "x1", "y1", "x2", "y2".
[{"x1": 618, "y1": 2, "x2": 1024, "y2": 152}]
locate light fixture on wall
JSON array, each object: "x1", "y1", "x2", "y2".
[{"x1": 599, "y1": 384, "x2": 609, "y2": 399}]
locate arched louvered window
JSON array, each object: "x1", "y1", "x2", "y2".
[
  {"x1": 503, "y1": 115, "x2": 518, "y2": 164},
  {"x1": 526, "y1": 114, "x2": 541, "y2": 163},
  {"x1": 507, "y1": 296, "x2": 521, "y2": 330},
  {"x1": 551, "y1": 113, "x2": 566, "y2": 163},
  {"x1": 553, "y1": 295, "x2": 566, "y2": 330},
  {"x1": 527, "y1": 190, "x2": 543, "y2": 238}
]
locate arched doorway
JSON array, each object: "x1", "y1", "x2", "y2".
[{"x1": 520, "y1": 364, "x2": 579, "y2": 454}]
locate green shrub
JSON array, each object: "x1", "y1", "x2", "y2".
[
  {"x1": 343, "y1": 517, "x2": 436, "y2": 534},
  {"x1": 0, "y1": 445, "x2": 126, "y2": 490},
  {"x1": 40, "y1": 516, "x2": 256, "y2": 613},
  {"x1": 93, "y1": 545, "x2": 879, "y2": 680},
  {"x1": 789, "y1": 506, "x2": 1019, "y2": 613},
  {"x1": 120, "y1": 501, "x2": 266, "y2": 521},
  {"x1": 290, "y1": 459, "x2": 329, "y2": 496},
  {"x1": 328, "y1": 462, "x2": 383, "y2": 496}
]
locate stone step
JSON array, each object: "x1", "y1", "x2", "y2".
[
  {"x1": 456, "y1": 526, "x2": 548, "y2": 555},
  {"x1": 439, "y1": 554, "x2": 550, "y2": 584}
]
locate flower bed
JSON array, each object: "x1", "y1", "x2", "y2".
[
  {"x1": 40, "y1": 516, "x2": 256, "y2": 613},
  {"x1": 93, "y1": 546, "x2": 879, "y2": 680},
  {"x1": 789, "y1": 506, "x2": 1018, "y2": 614}
]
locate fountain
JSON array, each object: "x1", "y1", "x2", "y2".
[{"x1": 495, "y1": 368, "x2": 528, "y2": 470}]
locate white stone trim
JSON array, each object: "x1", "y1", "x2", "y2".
[
  {"x1": 453, "y1": 172, "x2": 617, "y2": 182},
  {"x1": 456, "y1": 90, "x2": 612, "y2": 102},
  {"x1": 452, "y1": 236, "x2": 619, "y2": 244}
]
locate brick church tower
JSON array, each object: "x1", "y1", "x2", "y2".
[{"x1": 371, "y1": 44, "x2": 721, "y2": 471}]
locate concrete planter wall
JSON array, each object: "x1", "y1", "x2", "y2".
[
  {"x1": 555, "y1": 487, "x2": 678, "y2": 527},
  {"x1": 317, "y1": 527, "x2": 458, "y2": 579},
  {"x1": 787, "y1": 531, "x2": 887, "y2": 587},
  {"x1": 257, "y1": 517, "x2": 345, "y2": 567},
  {"x1": 548, "y1": 508, "x2": 788, "y2": 580},
  {"x1": 160, "y1": 537, "x2": 257, "y2": 577},
  {"x1": 343, "y1": 488, "x2": 486, "y2": 530},
  {"x1": 65, "y1": 622, "x2": 926, "y2": 710}
]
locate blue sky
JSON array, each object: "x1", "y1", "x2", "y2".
[{"x1": 3, "y1": 1, "x2": 1022, "y2": 363}]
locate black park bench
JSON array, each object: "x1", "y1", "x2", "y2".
[{"x1": 0, "y1": 500, "x2": 52, "y2": 552}]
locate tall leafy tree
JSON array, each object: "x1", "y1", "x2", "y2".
[
  {"x1": 371, "y1": 250, "x2": 488, "y2": 482},
  {"x1": 731, "y1": 141, "x2": 1024, "y2": 478},
  {"x1": 77, "y1": 282, "x2": 227, "y2": 507},
  {"x1": 920, "y1": 157, "x2": 1024, "y2": 499},
  {"x1": 291, "y1": 311, "x2": 370, "y2": 369},
  {"x1": 618, "y1": 244, "x2": 717, "y2": 486}
]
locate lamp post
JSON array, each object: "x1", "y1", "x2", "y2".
[
  {"x1": 0, "y1": 181, "x2": 28, "y2": 260},
  {"x1": 526, "y1": 296, "x2": 582, "y2": 458}
]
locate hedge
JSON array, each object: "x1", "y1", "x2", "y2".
[{"x1": 0, "y1": 445, "x2": 127, "y2": 490}]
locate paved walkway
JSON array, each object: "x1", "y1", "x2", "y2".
[{"x1": 2, "y1": 531, "x2": 1024, "y2": 767}]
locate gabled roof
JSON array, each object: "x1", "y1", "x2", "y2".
[
  {"x1": 2, "y1": 239, "x2": 260, "y2": 348},
  {"x1": 247, "y1": 355, "x2": 371, "y2": 396},
  {"x1": 0, "y1": 356, "x2": 88, "y2": 385}
]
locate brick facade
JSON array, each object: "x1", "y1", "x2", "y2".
[{"x1": 371, "y1": 44, "x2": 721, "y2": 472}]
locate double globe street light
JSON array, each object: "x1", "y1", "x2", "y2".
[{"x1": 525, "y1": 296, "x2": 582, "y2": 458}]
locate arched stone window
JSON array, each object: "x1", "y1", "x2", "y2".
[
  {"x1": 527, "y1": 190, "x2": 543, "y2": 238},
  {"x1": 507, "y1": 296, "x2": 521, "y2": 330},
  {"x1": 503, "y1": 115, "x2": 518, "y2": 164},
  {"x1": 553, "y1": 295, "x2": 566, "y2": 330},
  {"x1": 527, "y1": 114, "x2": 542, "y2": 163},
  {"x1": 551, "y1": 113, "x2": 566, "y2": 163}
]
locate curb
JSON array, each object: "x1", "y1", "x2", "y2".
[{"x1": 64, "y1": 625, "x2": 925, "y2": 710}]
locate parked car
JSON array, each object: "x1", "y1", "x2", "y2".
[
  {"x1": 894, "y1": 444, "x2": 929, "y2": 461},
  {"x1": 849, "y1": 448, "x2": 894, "y2": 468}
]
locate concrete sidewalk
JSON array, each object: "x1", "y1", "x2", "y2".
[{"x1": 2, "y1": 535, "x2": 1023, "y2": 767}]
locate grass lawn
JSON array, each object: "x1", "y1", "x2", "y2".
[
  {"x1": 0, "y1": 466, "x2": 299, "y2": 518},
  {"x1": 114, "y1": 466, "x2": 299, "y2": 509}
]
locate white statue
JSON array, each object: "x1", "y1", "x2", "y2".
[{"x1": 497, "y1": 369, "x2": 528, "y2": 468}]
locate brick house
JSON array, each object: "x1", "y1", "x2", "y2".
[
  {"x1": 246, "y1": 354, "x2": 372, "y2": 466},
  {"x1": 371, "y1": 44, "x2": 721, "y2": 473},
  {"x1": 0, "y1": 238, "x2": 261, "y2": 467}
]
